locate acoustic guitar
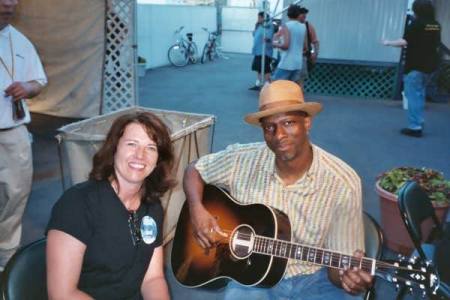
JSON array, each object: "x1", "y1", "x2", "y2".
[{"x1": 171, "y1": 185, "x2": 442, "y2": 297}]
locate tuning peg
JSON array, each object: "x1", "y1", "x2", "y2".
[
  {"x1": 409, "y1": 256, "x2": 417, "y2": 264},
  {"x1": 395, "y1": 284, "x2": 400, "y2": 291},
  {"x1": 425, "y1": 260, "x2": 432, "y2": 267}
]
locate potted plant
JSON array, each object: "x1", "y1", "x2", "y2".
[
  {"x1": 137, "y1": 56, "x2": 147, "y2": 77},
  {"x1": 376, "y1": 167, "x2": 450, "y2": 255}
]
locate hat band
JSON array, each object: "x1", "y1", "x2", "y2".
[{"x1": 260, "y1": 100, "x2": 302, "y2": 111}]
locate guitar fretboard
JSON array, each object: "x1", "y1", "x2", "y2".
[{"x1": 252, "y1": 235, "x2": 375, "y2": 274}]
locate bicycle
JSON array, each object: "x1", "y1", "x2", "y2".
[
  {"x1": 200, "y1": 28, "x2": 228, "y2": 63},
  {"x1": 167, "y1": 26, "x2": 198, "y2": 67},
  {"x1": 200, "y1": 27, "x2": 218, "y2": 63}
]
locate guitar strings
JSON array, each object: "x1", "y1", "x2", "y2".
[{"x1": 212, "y1": 229, "x2": 425, "y2": 273}]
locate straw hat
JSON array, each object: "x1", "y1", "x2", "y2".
[{"x1": 244, "y1": 80, "x2": 322, "y2": 125}]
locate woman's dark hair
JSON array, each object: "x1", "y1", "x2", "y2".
[
  {"x1": 412, "y1": 0, "x2": 435, "y2": 21},
  {"x1": 287, "y1": 4, "x2": 302, "y2": 19},
  {"x1": 89, "y1": 112, "x2": 176, "y2": 204}
]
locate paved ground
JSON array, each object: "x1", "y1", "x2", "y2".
[{"x1": 19, "y1": 53, "x2": 450, "y2": 299}]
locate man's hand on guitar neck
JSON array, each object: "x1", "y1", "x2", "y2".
[
  {"x1": 189, "y1": 204, "x2": 227, "y2": 248},
  {"x1": 329, "y1": 250, "x2": 373, "y2": 295}
]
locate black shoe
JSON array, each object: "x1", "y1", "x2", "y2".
[
  {"x1": 248, "y1": 85, "x2": 261, "y2": 91},
  {"x1": 400, "y1": 128, "x2": 422, "y2": 137}
]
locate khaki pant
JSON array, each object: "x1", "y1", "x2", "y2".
[{"x1": 0, "y1": 125, "x2": 33, "y2": 269}]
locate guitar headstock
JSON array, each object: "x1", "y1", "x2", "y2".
[{"x1": 376, "y1": 256, "x2": 439, "y2": 297}]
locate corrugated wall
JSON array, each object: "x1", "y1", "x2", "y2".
[
  {"x1": 285, "y1": 0, "x2": 408, "y2": 63},
  {"x1": 436, "y1": 0, "x2": 450, "y2": 53}
]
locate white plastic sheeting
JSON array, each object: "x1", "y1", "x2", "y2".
[
  {"x1": 436, "y1": 0, "x2": 450, "y2": 55},
  {"x1": 14, "y1": 0, "x2": 105, "y2": 118},
  {"x1": 221, "y1": 7, "x2": 258, "y2": 53},
  {"x1": 294, "y1": 0, "x2": 408, "y2": 63}
]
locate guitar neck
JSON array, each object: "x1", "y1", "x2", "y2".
[{"x1": 252, "y1": 235, "x2": 376, "y2": 275}]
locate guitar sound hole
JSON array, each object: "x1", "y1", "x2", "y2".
[{"x1": 230, "y1": 225, "x2": 255, "y2": 259}]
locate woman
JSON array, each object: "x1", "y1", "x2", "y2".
[{"x1": 46, "y1": 112, "x2": 175, "y2": 299}]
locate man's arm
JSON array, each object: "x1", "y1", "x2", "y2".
[
  {"x1": 183, "y1": 162, "x2": 225, "y2": 248},
  {"x1": 4, "y1": 80, "x2": 45, "y2": 102},
  {"x1": 308, "y1": 23, "x2": 319, "y2": 60}
]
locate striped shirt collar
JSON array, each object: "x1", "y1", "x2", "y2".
[{"x1": 262, "y1": 144, "x2": 321, "y2": 194}]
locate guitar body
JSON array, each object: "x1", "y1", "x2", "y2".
[{"x1": 171, "y1": 185, "x2": 291, "y2": 288}]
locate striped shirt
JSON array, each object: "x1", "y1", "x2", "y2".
[{"x1": 195, "y1": 142, "x2": 364, "y2": 278}]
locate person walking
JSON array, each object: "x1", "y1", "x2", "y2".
[
  {"x1": 383, "y1": 0, "x2": 441, "y2": 138},
  {"x1": 0, "y1": 0, "x2": 47, "y2": 271}
]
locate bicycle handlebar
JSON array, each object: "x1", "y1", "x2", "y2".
[{"x1": 174, "y1": 26, "x2": 185, "y2": 34}]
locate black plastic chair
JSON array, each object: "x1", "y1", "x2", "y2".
[
  {"x1": 397, "y1": 181, "x2": 449, "y2": 299},
  {"x1": 363, "y1": 211, "x2": 384, "y2": 300},
  {"x1": 0, "y1": 238, "x2": 47, "y2": 300},
  {"x1": 397, "y1": 181, "x2": 443, "y2": 261}
]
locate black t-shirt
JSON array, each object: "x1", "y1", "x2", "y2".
[
  {"x1": 47, "y1": 180, "x2": 163, "y2": 300},
  {"x1": 403, "y1": 18, "x2": 441, "y2": 74}
]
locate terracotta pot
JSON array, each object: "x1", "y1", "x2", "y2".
[{"x1": 375, "y1": 181, "x2": 449, "y2": 255}]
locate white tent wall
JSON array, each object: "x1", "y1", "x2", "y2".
[
  {"x1": 221, "y1": 7, "x2": 258, "y2": 54},
  {"x1": 137, "y1": 4, "x2": 216, "y2": 68},
  {"x1": 282, "y1": 0, "x2": 408, "y2": 63},
  {"x1": 436, "y1": 0, "x2": 450, "y2": 53},
  {"x1": 14, "y1": 0, "x2": 105, "y2": 118}
]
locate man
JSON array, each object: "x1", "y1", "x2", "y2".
[
  {"x1": 272, "y1": 5, "x2": 305, "y2": 83},
  {"x1": 249, "y1": 11, "x2": 274, "y2": 91},
  {"x1": 183, "y1": 80, "x2": 373, "y2": 299},
  {"x1": 0, "y1": 0, "x2": 47, "y2": 271},
  {"x1": 383, "y1": 0, "x2": 441, "y2": 138},
  {"x1": 298, "y1": 6, "x2": 319, "y2": 85}
]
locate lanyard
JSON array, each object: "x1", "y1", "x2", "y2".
[{"x1": 0, "y1": 32, "x2": 15, "y2": 81}]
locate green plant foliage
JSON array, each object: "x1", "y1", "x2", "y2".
[{"x1": 378, "y1": 167, "x2": 450, "y2": 205}]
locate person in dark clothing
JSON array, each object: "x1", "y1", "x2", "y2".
[
  {"x1": 46, "y1": 112, "x2": 175, "y2": 300},
  {"x1": 383, "y1": 0, "x2": 441, "y2": 138},
  {"x1": 249, "y1": 11, "x2": 274, "y2": 91}
]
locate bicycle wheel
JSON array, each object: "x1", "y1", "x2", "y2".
[
  {"x1": 188, "y1": 42, "x2": 198, "y2": 64},
  {"x1": 168, "y1": 44, "x2": 188, "y2": 67},
  {"x1": 201, "y1": 44, "x2": 209, "y2": 64},
  {"x1": 209, "y1": 44, "x2": 217, "y2": 61}
]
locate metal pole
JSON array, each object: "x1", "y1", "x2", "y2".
[
  {"x1": 271, "y1": 0, "x2": 303, "y2": 20},
  {"x1": 133, "y1": 0, "x2": 138, "y2": 106},
  {"x1": 261, "y1": 0, "x2": 268, "y2": 86},
  {"x1": 272, "y1": 0, "x2": 281, "y2": 18}
]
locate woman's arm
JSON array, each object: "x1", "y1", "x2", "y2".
[
  {"x1": 47, "y1": 230, "x2": 93, "y2": 300},
  {"x1": 141, "y1": 246, "x2": 170, "y2": 300}
]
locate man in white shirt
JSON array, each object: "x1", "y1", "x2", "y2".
[{"x1": 0, "y1": 0, "x2": 47, "y2": 271}]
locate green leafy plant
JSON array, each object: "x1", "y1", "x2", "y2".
[{"x1": 378, "y1": 167, "x2": 450, "y2": 205}]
